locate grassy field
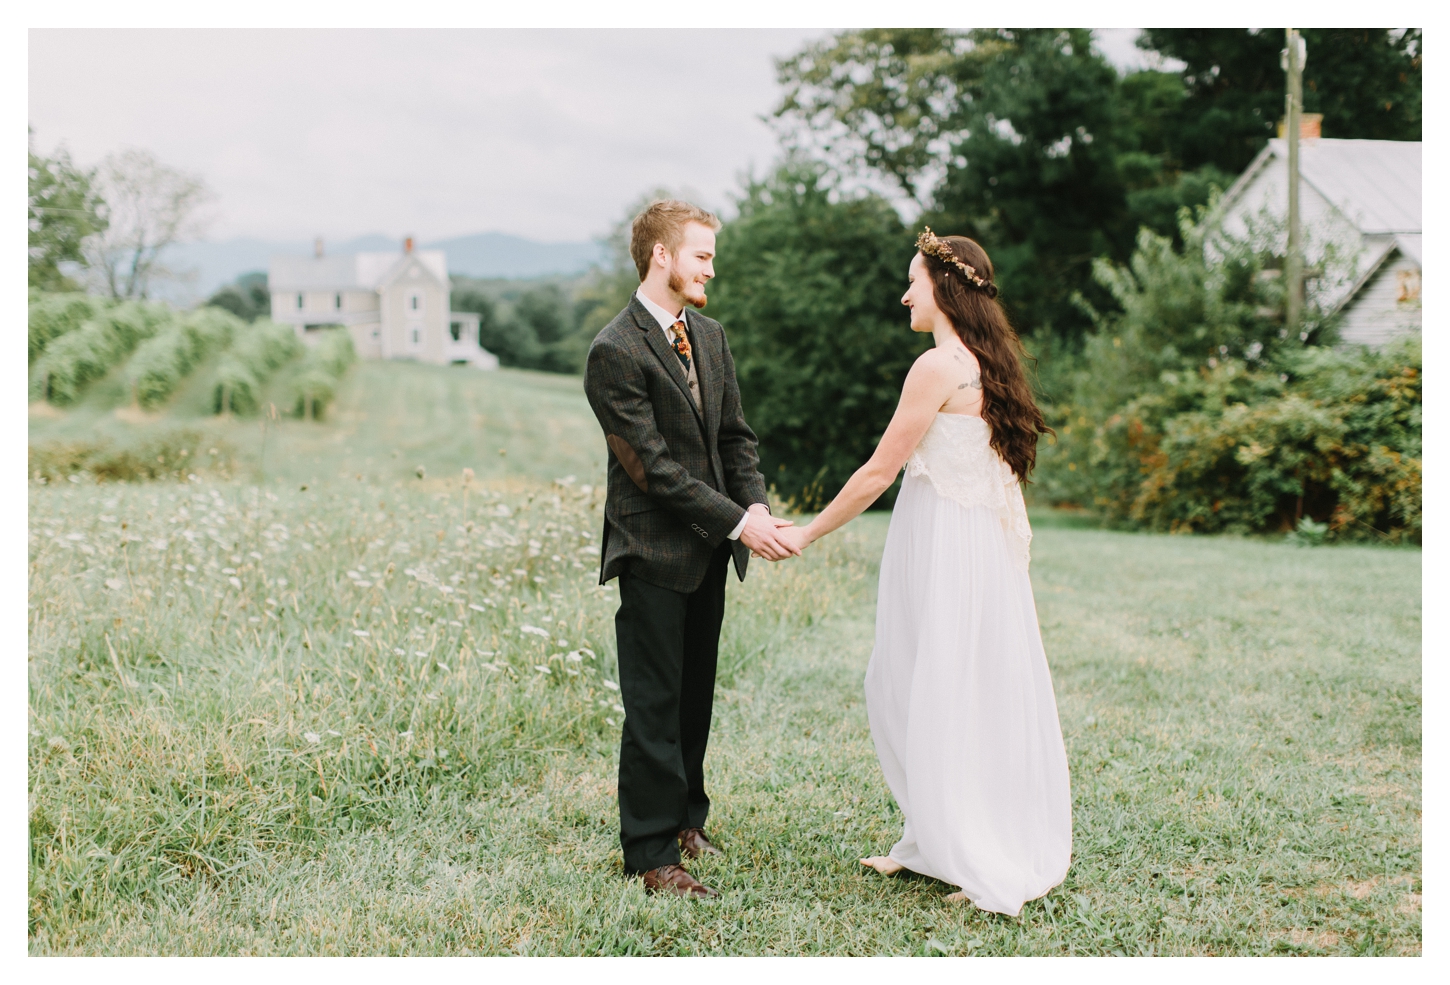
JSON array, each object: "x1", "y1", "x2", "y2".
[{"x1": 28, "y1": 362, "x2": 1421, "y2": 955}]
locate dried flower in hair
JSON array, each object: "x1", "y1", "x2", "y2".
[{"x1": 916, "y1": 227, "x2": 996, "y2": 296}]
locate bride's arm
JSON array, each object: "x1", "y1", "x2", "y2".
[{"x1": 794, "y1": 353, "x2": 952, "y2": 546}]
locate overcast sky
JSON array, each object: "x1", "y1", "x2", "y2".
[{"x1": 29, "y1": 29, "x2": 1154, "y2": 245}]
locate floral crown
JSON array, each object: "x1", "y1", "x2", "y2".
[{"x1": 916, "y1": 227, "x2": 996, "y2": 296}]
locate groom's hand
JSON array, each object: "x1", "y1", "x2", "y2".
[{"x1": 740, "y1": 508, "x2": 799, "y2": 561}]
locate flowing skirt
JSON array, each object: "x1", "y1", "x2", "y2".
[{"x1": 865, "y1": 470, "x2": 1072, "y2": 916}]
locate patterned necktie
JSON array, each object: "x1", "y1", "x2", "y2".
[{"x1": 669, "y1": 320, "x2": 692, "y2": 372}]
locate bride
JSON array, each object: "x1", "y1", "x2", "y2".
[{"x1": 777, "y1": 229, "x2": 1072, "y2": 916}]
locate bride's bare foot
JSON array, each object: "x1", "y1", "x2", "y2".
[
  {"x1": 944, "y1": 890, "x2": 971, "y2": 903},
  {"x1": 859, "y1": 856, "x2": 905, "y2": 876}
]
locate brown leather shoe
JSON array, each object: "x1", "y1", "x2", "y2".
[
  {"x1": 640, "y1": 863, "x2": 719, "y2": 899},
  {"x1": 678, "y1": 827, "x2": 723, "y2": 859}
]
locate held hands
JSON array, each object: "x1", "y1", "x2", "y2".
[{"x1": 739, "y1": 505, "x2": 801, "y2": 562}]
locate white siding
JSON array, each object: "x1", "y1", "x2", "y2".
[{"x1": 1339, "y1": 252, "x2": 1422, "y2": 347}]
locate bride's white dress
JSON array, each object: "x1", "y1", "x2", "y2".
[{"x1": 865, "y1": 412, "x2": 1072, "y2": 915}]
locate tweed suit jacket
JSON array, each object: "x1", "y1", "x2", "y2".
[{"x1": 583, "y1": 295, "x2": 769, "y2": 594}]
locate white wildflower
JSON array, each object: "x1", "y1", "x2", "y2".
[
  {"x1": 303, "y1": 732, "x2": 320, "y2": 744},
  {"x1": 520, "y1": 625, "x2": 551, "y2": 637},
  {"x1": 353, "y1": 630, "x2": 370, "y2": 637},
  {"x1": 534, "y1": 665, "x2": 552, "y2": 675},
  {"x1": 602, "y1": 680, "x2": 619, "y2": 691}
]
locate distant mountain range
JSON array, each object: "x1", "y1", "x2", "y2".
[{"x1": 158, "y1": 232, "x2": 604, "y2": 301}]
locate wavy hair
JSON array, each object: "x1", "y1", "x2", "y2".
[{"x1": 919, "y1": 234, "x2": 1053, "y2": 482}]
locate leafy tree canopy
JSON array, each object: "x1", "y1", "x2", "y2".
[
  {"x1": 775, "y1": 27, "x2": 1422, "y2": 348},
  {"x1": 708, "y1": 161, "x2": 926, "y2": 510},
  {"x1": 28, "y1": 140, "x2": 107, "y2": 292}
]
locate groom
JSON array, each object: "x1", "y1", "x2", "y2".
[{"x1": 583, "y1": 200, "x2": 798, "y2": 898}]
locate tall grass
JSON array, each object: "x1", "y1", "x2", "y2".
[{"x1": 29, "y1": 363, "x2": 1419, "y2": 955}]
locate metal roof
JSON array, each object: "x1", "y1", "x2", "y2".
[{"x1": 1224, "y1": 138, "x2": 1421, "y2": 235}]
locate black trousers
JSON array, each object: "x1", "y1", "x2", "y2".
[{"x1": 614, "y1": 542, "x2": 731, "y2": 874}]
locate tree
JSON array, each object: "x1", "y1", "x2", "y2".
[
  {"x1": 451, "y1": 287, "x2": 541, "y2": 369},
  {"x1": 1139, "y1": 29, "x2": 1422, "y2": 174},
  {"x1": 775, "y1": 27, "x2": 1421, "y2": 349},
  {"x1": 708, "y1": 161, "x2": 925, "y2": 510},
  {"x1": 28, "y1": 139, "x2": 107, "y2": 292},
  {"x1": 205, "y1": 271, "x2": 270, "y2": 322},
  {"x1": 83, "y1": 149, "x2": 213, "y2": 299},
  {"x1": 777, "y1": 30, "x2": 1223, "y2": 349},
  {"x1": 513, "y1": 284, "x2": 579, "y2": 373}
]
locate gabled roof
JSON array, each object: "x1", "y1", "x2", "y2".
[
  {"x1": 376, "y1": 251, "x2": 449, "y2": 291},
  {"x1": 269, "y1": 250, "x2": 448, "y2": 291},
  {"x1": 1219, "y1": 138, "x2": 1421, "y2": 236}
]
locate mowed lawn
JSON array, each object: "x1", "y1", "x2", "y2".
[{"x1": 28, "y1": 362, "x2": 1420, "y2": 955}]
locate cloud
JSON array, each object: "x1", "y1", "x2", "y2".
[{"x1": 29, "y1": 28, "x2": 826, "y2": 242}]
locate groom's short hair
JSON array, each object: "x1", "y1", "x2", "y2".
[{"x1": 630, "y1": 200, "x2": 721, "y2": 281}]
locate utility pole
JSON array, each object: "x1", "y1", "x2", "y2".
[{"x1": 1283, "y1": 28, "x2": 1305, "y2": 336}]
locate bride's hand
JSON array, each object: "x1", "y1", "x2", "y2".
[{"x1": 774, "y1": 525, "x2": 811, "y2": 557}]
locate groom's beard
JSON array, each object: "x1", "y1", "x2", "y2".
[{"x1": 668, "y1": 270, "x2": 708, "y2": 309}]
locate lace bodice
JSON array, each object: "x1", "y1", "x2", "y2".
[{"x1": 905, "y1": 413, "x2": 1032, "y2": 569}]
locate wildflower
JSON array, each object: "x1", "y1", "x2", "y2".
[
  {"x1": 535, "y1": 665, "x2": 552, "y2": 675},
  {"x1": 394, "y1": 648, "x2": 406, "y2": 656},
  {"x1": 468, "y1": 603, "x2": 487, "y2": 613},
  {"x1": 304, "y1": 732, "x2": 321, "y2": 744},
  {"x1": 356, "y1": 580, "x2": 372, "y2": 588},
  {"x1": 602, "y1": 680, "x2": 619, "y2": 691},
  {"x1": 104, "y1": 578, "x2": 124, "y2": 591},
  {"x1": 353, "y1": 630, "x2": 370, "y2": 637},
  {"x1": 566, "y1": 651, "x2": 583, "y2": 663},
  {"x1": 579, "y1": 648, "x2": 595, "y2": 659},
  {"x1": 437, "y1": 662, "x2": 450, "y2": 672},
  {"x1": 414, "y1": 650, "x2": 428, "y2": 657},
  {"x1": 612, "y1": 703, "x2": 625, "y2": 713},
  {"x1": 520, "y1": 625, "x2": 551, "y2": 638},
  {"x1": 229, "y1": 577, "x2": 242, "y2": 589},
  {"x1": 605, "y1": 717, "x2": 616, "y2": 726}
]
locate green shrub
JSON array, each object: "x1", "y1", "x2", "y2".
[
  {"x1": 212, "y1": 320, "x2": 304, "y2": 415},
  {"x1": 288, "y1": 329, "x2": 356, "y2": 420},
  {"x1": 29, "y1": 301, "x2": 171, "y2": 405},
  {"x1": 1039, "y1": 201, "x2": 1417, "y2": 542},
  {"x1": 1054, "y1": 337, "x2": 1420, "y2": 543},
  {"x1": 126, "y1": 307, "x2": 243, "y2": 409},
  {"x1": 28, "y1": 292, "x2": 111, "y2": 365}
]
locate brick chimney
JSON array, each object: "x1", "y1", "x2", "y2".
[
  {"x1": 314, "y1": 237, "x2": 324, "y2": 258},
  {"x1": 1278, "y1": 113, "x2": 1322, "y2": 140},
  {"x1": 403, "y1": 236, "x2": 414, "y2": 254}
]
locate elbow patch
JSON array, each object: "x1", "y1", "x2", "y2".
[{"x1": 606, "y1": 434, "x2": 648, "y2": 493}]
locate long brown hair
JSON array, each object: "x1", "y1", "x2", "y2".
[{"x1": 919, "y1": 235, "x2": 1053, "y2": 482}]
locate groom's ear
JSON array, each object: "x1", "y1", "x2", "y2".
[{"x1": 607, "y1": 434, "x2": 649, "y2": 493}]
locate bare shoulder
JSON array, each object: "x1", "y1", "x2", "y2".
[{"x1": 911, "y1": 345, "x2": 975, "y2": 377}]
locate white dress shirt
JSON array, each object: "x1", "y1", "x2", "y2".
[{"x1": 634, "y1": 288, "x2": 761, "y2": 541}]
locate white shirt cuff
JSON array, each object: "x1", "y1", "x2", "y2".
[{"x1": 726, "y1": 504, "x2": 769, "y2": 541}]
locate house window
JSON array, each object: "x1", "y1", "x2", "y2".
[
  {"x1": 449, "y1": 321, "x2": 462, "y2": 341},
  {"x1": 296, "y1": 293, "x2": 304, "y2": 310},
  {"x1": 372, "y1": 329, "x2": 379, "y2": 339},
  {"x1": 412, "y1": 327, "x2": 421, "y2": 345},
  {"x1": 408, "y1": 292, "x2": 422, "y2": 312},
  {"x1": 334, "y1": 292, "x2": 342, "y2": 310}
]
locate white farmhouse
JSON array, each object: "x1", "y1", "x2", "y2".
[
  {"x1": 1217, "y1": 133, "x2": 1421, "y2": 347},
  {"x1": 268, "y1": 238, "x2": 499, "y2": 368}
]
